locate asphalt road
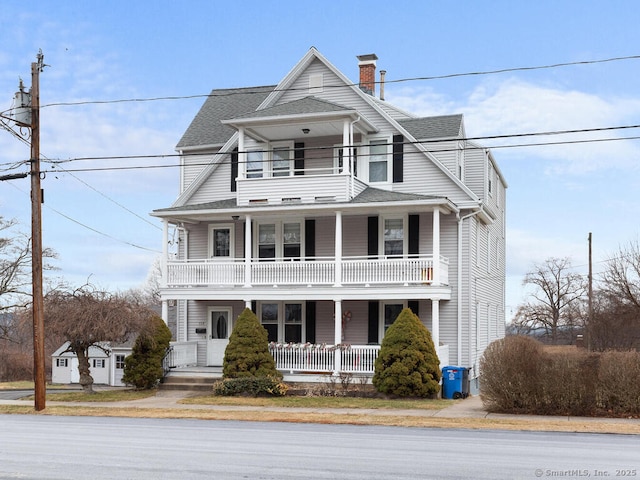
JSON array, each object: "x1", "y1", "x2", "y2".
[{"x1": 0, "y1": 415, "x2": 638, "y2": 479}]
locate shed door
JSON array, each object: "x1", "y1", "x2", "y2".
[{"x1": 207, "y1": 308, "x2": 232, "y2": 366}]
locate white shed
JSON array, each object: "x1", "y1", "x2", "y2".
[{"x1": 51, "y1": 341, "x2": 133, "y2": 387}]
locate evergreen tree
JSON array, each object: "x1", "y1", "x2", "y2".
[
  {"x1": 223, "y1": 307, "x2": 281, "y2": 379},
  {"x1": 122, "y1": 316, "x2": 172, "y2": 389},
  {"x1": 372, "y1": 308, "x2": 441, "y2": 397}
]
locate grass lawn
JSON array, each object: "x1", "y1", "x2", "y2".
[{"x1": 181, "y1": 395, "x2": 452, "y2": 410}]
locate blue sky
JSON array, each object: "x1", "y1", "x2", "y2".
[{"x1": 1, "y1": 1, "x2": 639, "y2": 319}]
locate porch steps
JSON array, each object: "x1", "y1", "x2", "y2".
[{"x1": 160, "y1": 374, "x2": 220, "y2": 392}]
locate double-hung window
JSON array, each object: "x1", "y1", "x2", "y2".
[
  {"x1": 258, "y1": 224, "x2": 277, "y2": 260},
  {"x1": 383, "y1": 218, "x2": 404, "y2": 257},
  {"x1": 247, "y1": 150, "x2": 264, "y2": 178},
  {"x1": 259, "y1": 301, "x2": 304, "y2": 343},
  {"x1": 272, "y1": 145, "x2": 291, "y2": 177},
  {"x1": 256, "y1": 220, "x2": 303, "y2": 260},
  {"x1": 369, "y1": 139, "x2": 390, "y2": 182},
  {"x1": 209, "y1": 224, "x2": 234, "y2": 259}
]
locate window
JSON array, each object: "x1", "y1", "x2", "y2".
[
  {"x1": 93, "y1": 359, "x2": 105, "y2": 368},
  {"x1": 383, "y1": 303, "x2": 404, "y2": 335},
  {"x1": 256, "y1": 221, "x2": 303, "y2": 260},
  {"x1": 258, "y1": 224, "x2": 276, "y2": 260},
  {"x1": 384, "y1": 218, "x2": 404, "y2": 257},
  {"x1": 283, "y1": 223, "x2": 301, "y2": 259},
  {"x1": 115, "y1": 355, "x2": 125, "y2": 369},
  {"x1": 272, "y1": 146, "x2": 291, "y2": 177},
  {"x1": 284, "y1": 303, "x2": 302, "y2": 343},
  {"x1": 56, "y1": 358, "x2": 68, "y2": 368},
  {"x1": 369, "y1": 139, "x2": 389, "y2": 182},
  {"x1": 488, "y1": 162, "x2": 494, "y2": 196},
  {"x1": 261, "y1": 303, "x2": 279, "y2": 343},
  {"x1": 259, "y1": 302, "x2": 304, "y2": 343},
  {"x1": 247, "y1": 150, "x2": 263, "y2": 178},
  {"x1": 209, "y1": 224, "x2": 234, "y2": 258}
]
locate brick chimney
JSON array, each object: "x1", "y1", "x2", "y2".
[{"x1": 357, "y1": 54, "x2": 378, "y2": 96}]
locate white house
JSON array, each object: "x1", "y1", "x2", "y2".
[
  {"x1": 51, "y1": 342, "x2": 131, "y2": 387},
  {"x1": 152, "y1": 48, "x2": 507, "y2": 388}
]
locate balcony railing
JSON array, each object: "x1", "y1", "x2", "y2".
[
  {"x1": 236, "y1": 167, "x2": 368, "y2": 206},
  {"x1": 166, "y1": 255, "x2": 449, "y2": 288}
]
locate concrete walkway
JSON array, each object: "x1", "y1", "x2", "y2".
[{"x1": 2, "y1": 390, "x2": 639, "y2": 431}]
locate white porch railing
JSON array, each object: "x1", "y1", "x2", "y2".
[
  {"x1": 269, "y1": 344, "x2": 380, "y2": 374},
  {"x1": 168, "y1": 341, "x2": 198, "y2": 367},
  {"x1": 166, "y1": 255, "x2": 449, "y2": 288}
]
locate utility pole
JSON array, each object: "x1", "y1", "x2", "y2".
[
  {"x1": 587, "y1": 232, "x2": 593, "y2": 352},
  {"x1": 31, "y1": 51, "x2": 46, "y2": 411}
]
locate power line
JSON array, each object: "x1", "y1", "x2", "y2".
[
  {"x1": 37, "y1": 54, "x2": 640, "y2": 109},
  {"x1": 4, "y1": 180, "x2": 161, "y2": 253},
  {"x1": 24, "y1": 122, "x2": 640, "y2": 174}
]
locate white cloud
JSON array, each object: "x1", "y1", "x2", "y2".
[{"x1": 387, "y1": 78, "x2": 640, "y2": 174}]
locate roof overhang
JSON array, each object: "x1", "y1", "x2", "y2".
[
  {"x1": 151, "y1": 196, "x2": 458, "y2": 224},
  {"x1": 221, "y1": 111, "x2": 377, "y2": 142}
]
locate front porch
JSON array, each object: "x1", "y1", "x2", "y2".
[{"x1": 165, "y1": 341, "x2": 450, "y2": 379}]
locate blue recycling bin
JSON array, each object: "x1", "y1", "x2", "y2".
[{"x1": 442, "y1": 366, "x2": 469, "y2": 399}]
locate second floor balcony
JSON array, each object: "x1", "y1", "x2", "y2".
[{"x1": 165, "y1": 254, "x2": 449, "y2": 289}]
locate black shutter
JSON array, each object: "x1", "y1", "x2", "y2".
[
  {"x1": 231, "y1": 148, "x2": 238, "y2": 192},
  {"x1": 408, "y1": 300, "x2": 419, "y2": 317},
  {"x1": 368, "y1": 216, "x2": 378, "y2": 258},
  {"x1": 251, "y1": 301, "x2": 257, "y2": 314},
  {"x1": 368, "y1": 301, "x2": 379, "y2": 344},
  {"x1": 294, "y1": 142, "x2": 305, "y2": 175},
  {"x1": 392, "y1": 134, "x2": 404, "y2": 183},
  {"x1": 306, "y1": 301, "x2": 316, "y2": 343},
  {"x1": 408, "y1": 214, "x2": 419, "y2": 257},
  {"x1": 305, "y1": 219, "x2": 315, "y2": 259}
]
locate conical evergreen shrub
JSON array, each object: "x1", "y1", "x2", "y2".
[
  {"x1": 223, "y1": 307, "x2": 282, "y2": 379},
  {"x1": 122, "y1": 316, "x2": 172, "y2": 389},
  {"x1": 372, "y1": 307, "x2": 441, "y2": 397}
]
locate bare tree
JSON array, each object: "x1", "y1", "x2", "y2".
[
  {"x1": 0, "y1": 216, "x2": 56, "y2": 337},
  {"x1": 514, "y1": 257, "x2": 587, "y2": 344},
  {"x1": 591, "y1": 240, "x2": 640, "y2": 350},
  {"x1": 45, "y1": 284, "x2": 155, "y2": 393}
]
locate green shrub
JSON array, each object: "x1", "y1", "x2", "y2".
[
  {"x1": 372, "y1": 308, "x2": 440, "y2": 397},
  {"x1": 213, "y1": 376, "x2": 288, "y2": 397},
  {"x1": 122, "y1": 316, "x2": 172, "y2": 390},
  {"x1": 223, "y1": 308, "x2": 282, "y2": 379}
]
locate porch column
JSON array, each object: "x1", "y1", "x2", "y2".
[
  {"x1": 432, "y1": 208, "x2": 440, "y2": 285},
  {"x1": 161, "y1": 300, "x2": 168, "y2": 326},
  {"x1": 244, "y1": 214, "x2": 252, "y2": 287},
  {"x1": 334, "y1": 300, "x2": 342, "y2": 375},
  {"x1": 334, "y1": 211, "x2": 342, "y2": 287},
  {"x1": 238, "y1": 127, "x2": 246, "y2": 179},
  {"x1": 432, "y1": 299, "x2": 440, "y2": 352},
  {"x1": 161, "y1": 219, "x2": 169, "y2": 288},
  {"x1": 342, "y1": 119, "x2": 350, "y2": 175}
]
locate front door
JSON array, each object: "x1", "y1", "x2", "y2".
[{"x1": 207, "y1": 308, "x2": 232, "y2": 366}]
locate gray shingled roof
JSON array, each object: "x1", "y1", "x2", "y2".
[
  {"x1": 176, "y1": 86, "x2": 275, "y2": 149},
  {"x1": 229, "y1": 96, "x2": 353, "y2": 120},
  {"x1": 398, "y1": 114, "x2": 463, "y2": 140},
  {"x1": 152, "y1": 187, "x2": 445, "y2": 216},
  {"x1": 350, "y1": 187, "x2": 445, "y2": 203}
]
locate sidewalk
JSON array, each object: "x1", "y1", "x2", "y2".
[{"x1": 2, "y1": 390, "x2": 640, "y2": 432}]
